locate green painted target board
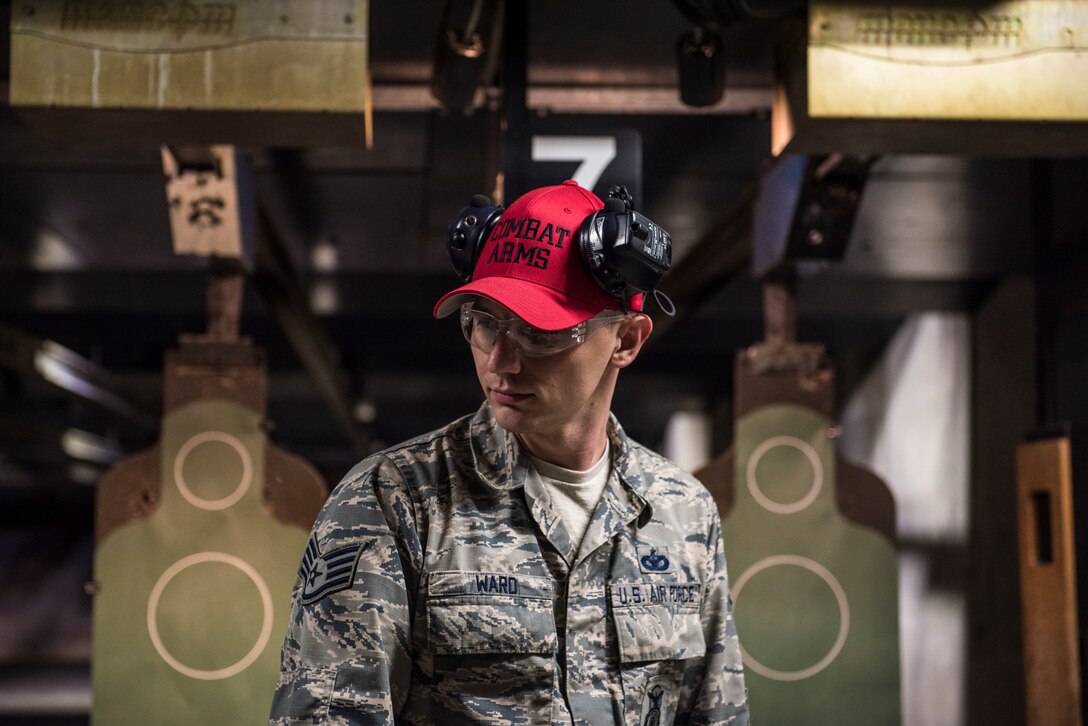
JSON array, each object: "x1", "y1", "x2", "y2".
[
  {"x1": 725, "y1": 403, "x2": 900, "y2": 723},
  {"x1": 92, "y1": 343, "x2": 326, "y2": 725},
  {"x1": 698, "y1": 356, "x2": 901, "y2": 725}
]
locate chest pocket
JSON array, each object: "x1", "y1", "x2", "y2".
[
  {"x1": 610, "y1": 580, "x2": 707, "y2": 663},
  {"x1": 426, "y1": 570, "x2": 558, "y2": 655}
]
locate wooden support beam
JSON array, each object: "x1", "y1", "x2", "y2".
[
  {"x1": 651, "y1": 184, "x2": 756, "y2": 342},
  {"x1": 1018, "y1": 435, "x2": 1083, "y2": 726},
  {"x1": 251, "y1": 204, "x2": 371, "y2": 456}
]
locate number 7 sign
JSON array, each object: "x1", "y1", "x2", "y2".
[
  {"x1": 504, "y1": 128, "x2": 641, "y2": 203},
  {"x1": 531, "y1": 136, "x2": 617, "y2": 191}
]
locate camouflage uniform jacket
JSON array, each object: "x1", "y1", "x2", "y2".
[{"x1": 270, "y1": 403, "x2": 748, "y2": 725}]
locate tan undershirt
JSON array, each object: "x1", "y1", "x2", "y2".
[{"x1": 527, "y1": 442, "x2": 611, "y2": 553}]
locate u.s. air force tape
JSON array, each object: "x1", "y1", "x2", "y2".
[{"x1": 610, "y1": 581, "x2": 703, "y2": 609}]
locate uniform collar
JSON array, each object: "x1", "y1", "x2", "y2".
[
  {"x1": 468, "y1": 402, "x2": 528, "y2": 492},
  {"x1": 468, "y1": 402, "x2": 654, "y2": 521}
]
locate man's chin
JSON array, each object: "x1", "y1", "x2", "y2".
[{"x1": 490, "y1": 401, "x2": 533, "y2": 433}]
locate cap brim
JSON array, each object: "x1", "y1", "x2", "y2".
[{"x1": 433, "y1": 276, "x2": 602, "y2": 330}]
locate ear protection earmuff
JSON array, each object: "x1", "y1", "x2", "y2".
[
  {"x1": 445, "y1": 185, "x2": 673, "y2": 308},
  {"x1": 579, "y1": 187, "x2": 673, "y2": 303},
  {"x1": 447, "y1": 193, "x2": 505, "y2": 282}
]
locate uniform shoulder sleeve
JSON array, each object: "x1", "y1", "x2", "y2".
[
  {"x1": 269, "y1": 454, "x2": 422, "y2": 724},
  {"x1": 689, "y1": 507, "x2": 750, "y2": 725}
]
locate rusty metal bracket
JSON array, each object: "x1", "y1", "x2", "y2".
[
  {"x1": 743, "y1": 268, "x2": 826, "y2": 378},
  {"x1": 753, "y1": 153, "x2": 872, "y2": 278}
]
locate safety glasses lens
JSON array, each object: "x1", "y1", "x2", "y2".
[{"x1": 460, "y1": 306, "x2": 625, "y2": 358}]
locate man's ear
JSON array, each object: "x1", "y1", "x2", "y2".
[{"x1": 612, "y1": 314, "x2": 652, "y2": 368}]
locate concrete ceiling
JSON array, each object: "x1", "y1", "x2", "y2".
[{"x1": 0, "y1": 0, "x2": 1044, "y2": 498}]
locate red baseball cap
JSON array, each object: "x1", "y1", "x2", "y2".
[{"x1": 433, "y1": 180, "x2": 642, "y2": 330}]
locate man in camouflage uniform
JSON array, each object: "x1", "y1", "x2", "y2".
[{"x1": 270, "y1": 181, "x2": 749, "y2": 724}]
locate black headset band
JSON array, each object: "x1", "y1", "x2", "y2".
[{"x1": 445, "y1": 185, "x2": 672, "y2": 299}]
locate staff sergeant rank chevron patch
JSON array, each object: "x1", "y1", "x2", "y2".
[{"x1": 299, "y1": 535, "x2": 363, "y2": 604}]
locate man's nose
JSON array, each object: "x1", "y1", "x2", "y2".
[{"x1": 487, "y1": 333, "x2": 522, "y2": 374}]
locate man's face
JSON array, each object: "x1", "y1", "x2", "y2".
[{"x1": 468, "y1": 298, "x2": 625, "y2": 441}]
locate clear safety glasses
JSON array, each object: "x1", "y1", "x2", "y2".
[{"x1": 460, "y1": 304, "x2": 628, "y2": 358}]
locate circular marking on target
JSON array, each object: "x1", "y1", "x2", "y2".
[
  {"x1": 745, "y1": 435, "x2": 823, "y2": 514},
  {"x1": 173, "y1": 431, "x2": 252, "y2": 511},
  {"x1": 146, "y1": 551, "x2": 274, "y2": 681},
  {"x1": 732, "y1": 554, "x2": 850, "y2": 682}
]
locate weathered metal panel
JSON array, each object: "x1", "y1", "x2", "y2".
[
  {"x1": 10, "y1": 0, "x2": 370, "y2": 145},
  {"x1": 773, "y1": 10, "x2": 1088, "y2": 156},
  {"x1": 808, "y1": 1, "x2": 1088, "y2": 121},
  {"x1": 11, "y1": 0, "x2": 368, "y2": 111}
]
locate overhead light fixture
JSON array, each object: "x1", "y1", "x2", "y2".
[
  {"x1": 311, "y1": 239, "x2": 340, "y2": 273},
  {"x1": 670, "y1": 0, "x2": 803, "y2": 108},
  {"x1": 61, "y1": 428, "x2": 123, "y2": 466},
  {"x1": 353, "y1": 399, "x2": 377, "y2": 425},
  {"x1": 32, "y1": 340, "x2": 158, "y2": 427},
  {"x1": 309, "y1": 281, "x2": 339, "y2": 315},
  {"x1": 430, "y1": 0, "x2": 497, "y2": 112},
  {"x1": 30, "y1": 229, "x2": 84, "y2": 271},
  {"x1": 676, "y1": 26, "x2": 726, "y2": 108},
  {"x1": 68, "y1": 462, "x2": 103, "y2": 486}
]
